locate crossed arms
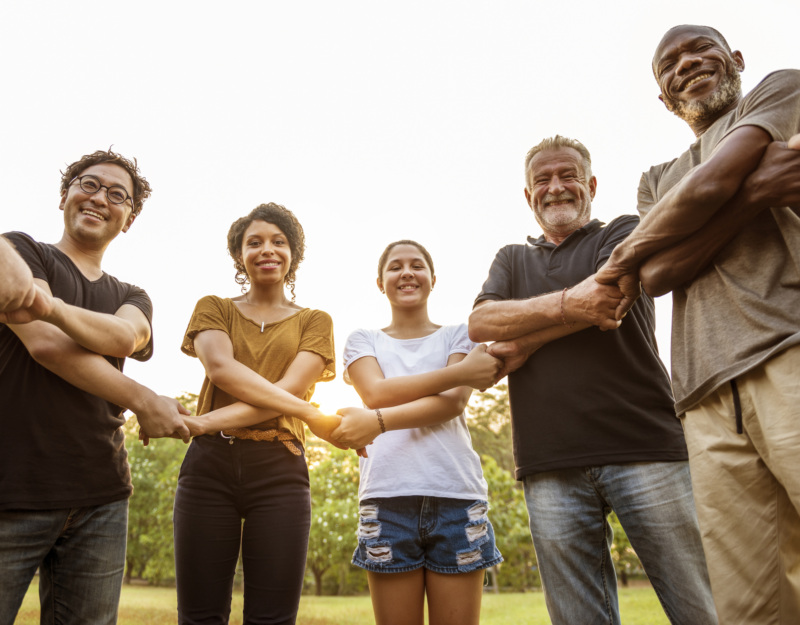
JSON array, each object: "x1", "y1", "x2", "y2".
[
  {"x1": 596, "y1": 130, "x2": 800, "y2": 311},
  {"x1": 331, "y1": 344, "x2": 501, "y2": 451},
  {"x1": 2, "y1": 239, "x2": 190, "y2": 440}
]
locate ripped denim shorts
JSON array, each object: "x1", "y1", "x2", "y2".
[{"x1": 352, "y1": 496, "x2": 503, "y2": 574}]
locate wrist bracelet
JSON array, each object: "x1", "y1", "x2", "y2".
[
  {"x1": 560, "y1": 287, "x2": 574, "y2": 327},
  {"x1": 375, "y1": 408, "x2": 386, "y2": 433}
]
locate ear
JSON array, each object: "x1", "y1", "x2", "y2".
[
  {"x1": 588, "y1": 176, "x2": 597, "y2": 200},
  {"x1": 524, "y1": 187, "x2": 533, "y2": 209},
  {"x1": 121, "y1": 212, "x2": 137, "y2": 234},
  {"x1": 732, "y1": 50, "x2": 745, "y2": 72},
  {"x1": 376, "y1": 276, "x2": 384, "y2": 294},
  {"x1": 431, "y1": 274, "x2": 436, "y2": 289},
  {"x1": 59, "y1": 190, "x2": 67, "y2": 211}
]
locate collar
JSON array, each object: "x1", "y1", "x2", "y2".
[{"x1": 527, "y1": 218, "x2": 604, "y2": 248}]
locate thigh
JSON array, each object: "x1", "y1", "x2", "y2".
[
  {"x1": 239, "y1": 443, "x2": 312, "y2": 625},
  {"x1": 523, "y1": 470, "x2": 619, "y2": 625},
  {"x1": 352, "y1": 497, "x2": 426, "y2": 574},
  {"x1": 423, "y1": 499, "x2": 502, "y2": 575},
  {"x1": 367, "y1": 569, "x2": 426, "y2": 625},
  {"x1": 174, "y1": 439, "x2": 243, "y2": 625},
  {"x1": 0, "y1": 508, "x2": 66, "y2": 624},
  {"x1": 687, "y1": 385, "x2": 800, "y2": 624},
  {"x1": 742, "y1": 346, "x2": 800, "y2": 511},
  {"x1": 41, "y1": 500, "x2": 128, "y2": 625},
  {"x1": 598, "y1": 462, "x2": 717, "y2": 625},
  {"x1": 425, "y1": 569, "x2": 485, "y2": 625}
]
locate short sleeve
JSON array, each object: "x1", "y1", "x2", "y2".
[
  {"x1": 299, "y1": 309, "x2": 336, "y2": 382},
  {"x1": 181, "y1": 295, "x2": 230, "y2": 358},
  {"x1": 637, "y1": 171, "x2": 657, "y2": 219},
  {"x1": 447, "y1": 324, "x2": 477, "y2": 356},
  {"x1": 727, "y1": 70, "x2": 800, "y2": 142},
  {"x1": 595, "y1": 215, "x2": 639, "y2": 271},
  {"x1": 3, "y1": 232, "x2": 47, "y2": 281},
  {"x1": 474, "y1": 246, "x2": 513, "y2": 307},
  {"x1": 126, "y1": 285, "x2": 154, "y2": 362},
  {"x1": 343, "y1": 328, "x2": 377, "y2": 373}
]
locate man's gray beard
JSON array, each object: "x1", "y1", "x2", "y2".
[{"x1": 667, "y1": 69, "x2": 742, "y2": 126}]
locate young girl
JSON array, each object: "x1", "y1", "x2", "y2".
[
  {"x1": 174, "y1": 203, "x2": 339, "y2": 625},
  {"x1": 333, "y1": 240, "x2": 503, "y2": 625}
]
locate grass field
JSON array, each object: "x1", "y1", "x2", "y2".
[{"x1": 16, "y1": 579, "x2": 670, "y2": 624}]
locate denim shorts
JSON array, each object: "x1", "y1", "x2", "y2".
[{"x1": 352, "y1": 496, "x2": 503, "y2": 574}]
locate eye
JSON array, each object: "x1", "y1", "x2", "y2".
[
  {"x1": 107, "y1": 187, "x2": 127, "y2": 203},
  {"x1": 247, "y1": 239, "x2": 260, "y2": 247},
  {"x1": 81, "y1": 177, "x2": 100, "y2": 192}
]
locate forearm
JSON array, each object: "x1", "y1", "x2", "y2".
[
  {"x1": 210, "y1": 361, "x2": 322, "y2": 423},
  {"x1": 355, "y1": 361, "x2": 477, "y2": 409},
  {"x1": 607, "y1": 126, "x2": 772, "y2": 272},
  {"x1": 10, "y1": 321, "x2": 156, "y2": 412},
  {"x1": 468, "y1": 293, "x2": 562, "y2": 343},
  {"x1": 379, "y1": 389, "x2": 469, "y2": 430},
  {"x1": 42, "y1": 298, "x2": 143, "y2": 358}
]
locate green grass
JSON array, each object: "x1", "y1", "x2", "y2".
[{"x1": 17, "y1": 579, "x2": 669, "y2": 624}]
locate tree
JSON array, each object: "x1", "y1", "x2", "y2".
[
  {"x1": 123, "y1": 392, "x2": 196, "y2": 585},
  {"x1": 467, "y1": 384, "x2": 514, "y2": 474},
  {"x1": 305, "y1": 443, "x2": 363, "y2": 595}
]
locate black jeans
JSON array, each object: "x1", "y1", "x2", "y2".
[{"x1": 174, "y1": 435, "x2": 311, "y2": 625}]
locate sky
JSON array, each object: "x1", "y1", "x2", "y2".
[{"x1": 2, "y1": 0, "x2": 798, "y2": 415}]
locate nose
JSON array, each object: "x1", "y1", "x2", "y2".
[
  {"x1": 548, "y1": 175, "x2": 565, "y2": 195},
  {"x1": 87, "y1": 185, "x2": 109, "y2": 205},
  {"x1": 676, "y1": 52, "x2": 702, "y2": 74}
]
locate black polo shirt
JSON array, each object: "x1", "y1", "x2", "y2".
[{"x1": 475, "y1": 216, "x2": 686, "y2": 480}]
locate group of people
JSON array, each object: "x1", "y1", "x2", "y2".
[{"x1": 1, "y1": 23, "x2": 799, "y2": 625}]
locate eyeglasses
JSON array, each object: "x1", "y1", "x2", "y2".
[{"x1": 70, "y1": 175, "x2": 133, "y2": 206}]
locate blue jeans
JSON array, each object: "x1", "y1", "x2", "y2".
[
  {"x1": 523, "y1": 462, "x2": 717, "y2": 625},
  {"x1": 0, "y1": 499, "x2": 128, "y2": 625}
]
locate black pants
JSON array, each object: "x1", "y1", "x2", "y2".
[{"x1": 174, "y1": 435, "x2": 311, "y2": 625}]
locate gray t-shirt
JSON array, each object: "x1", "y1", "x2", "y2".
[{"x1": 639, "y1": 70, "x2": 800, "y2": 414}]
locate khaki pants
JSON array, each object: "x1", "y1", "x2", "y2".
[{"x1": 684, "y1": 345, "x2": 800, "y2": 624}]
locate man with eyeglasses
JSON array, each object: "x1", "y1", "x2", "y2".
[{"x1": 0, "y1": 149, "x2": 190, "y2": 624}]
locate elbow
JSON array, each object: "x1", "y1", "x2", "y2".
[
  {"x1": 639, "y1": 263, "x2": 671, "y2": 297},
  {"x1": 27, "y1": 339, "x2": 64, "y2": 368},
  {"x1": 467, "y1": 309, "x2": 492, "y2": 343},
  {"x1": 105, "y1": 337, "x2": 138, "y2": 359}
]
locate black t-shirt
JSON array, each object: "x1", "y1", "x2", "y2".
[
  {"x1": 475, "y1": 216, "x2": 687, "y2": 480},
  {"x1": 0, "y1": 232, "x2": 153, "y2": 509}
]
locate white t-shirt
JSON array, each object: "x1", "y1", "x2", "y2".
[{"x1": 343, "y1": 324, "x2": 489, "y2": 501}]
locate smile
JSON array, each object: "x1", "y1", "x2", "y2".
[
  {"x1": 681, "y1": 72, "x2": 714, "y2": 91},
  {"x1": 80, "y1": 209, "x2": 106, "y2": 221}
]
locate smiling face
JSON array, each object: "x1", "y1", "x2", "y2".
[
  {"x1": 524, "y1": 147, "x2": 596, "y2": 243},
  {"x1": 59, "y1": 163, "x2": 136, "y2": 249},
  {"x1": 239, "y1": 220, "x2": 292, "y2": 288},
  {"x1": 378, "y1": 243, "x2": 436, "y2": 308},
  {"x1": 653, "y1": 25, "x2": 744, "y2": 134}
]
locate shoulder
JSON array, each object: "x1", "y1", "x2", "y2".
[
  {"x1": 297, "y1": 307, "x2": 333, "y2": 324},
  {"x1": 345, "y1": 326, "x2": 377, "y2": 346},
  {"x1": 441, "y1": 323, "x2": 474, "y2": 350},
  {"x1": 2, "y1": 231, "x2": 50, "y2": 266},
  {"x1": 194, "y1": 294, "x2": 229, "y2": 311},
  {"x1": 602, "y1": 214, "x2": 640, "y2": 236},
  {"x1": 751, "y1": 69, "x2": 800, "y2": 92}
]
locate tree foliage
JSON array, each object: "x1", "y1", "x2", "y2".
[
  {"x1": 123, "y1": 392, "x2": 195, "y2": 585},
  {"x1": 305, "y1": 443, "x2": 364, "y2": 595}
]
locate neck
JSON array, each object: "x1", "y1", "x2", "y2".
[
  {"x1": 54, "y1": 233, "x2": 107, "y2": 280},
  {"x1": 385, "y1": 305, "x2": 437, "y2": 338},
  {"x1": 246, "y1": 282, "x2": 291, "y2": 308},
  {"x1": 543, "y1": 221, "x2": 587, "y2": 246},
  {"x1": 689, "y1": 95, "x2": 741, "y2": 137}
]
